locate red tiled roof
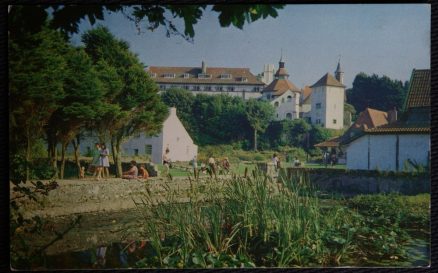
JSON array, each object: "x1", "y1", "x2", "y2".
[
  {"x1": 352, "y1": 108, "x2": 389, "y2": 130},
  {"x1": 365, "y1": 126, "x2": 430, "y2": 134},
  {"x1": 263, "y1": 79, "x2": 301, "y2": 96},
  {"x1": 310, "y1": 73, "x2": 345, "y2": 88},
  {"x1": 404, "y1": 69, "x2": 430, "y2": 109},
  {"x1": 147, "y1": 66, "x2": 264, "y2": 85},
  {"x1": 301, "y1": 86, "x2": 312, "y2": 101}
]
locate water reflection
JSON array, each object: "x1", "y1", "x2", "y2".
[{"x1": 47, "y1": 240, "x2": 151, "y2": 269}]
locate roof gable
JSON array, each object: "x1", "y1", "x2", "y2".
[
  {"x1": 310, "y1": 73, "x2": 345, "y2": 88},
  {"x1": 263, "y1": 78, "x2": 301, "y2": 96}
]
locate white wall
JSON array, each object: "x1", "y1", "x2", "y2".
[
  {"x1": 161, "y1": 108, "x2": 198, "y2": 162},
  {"x1": 310, "y1": 85, "x2": 344, "y2": 129},
  {"x1": 399, "y1": 134, "x2": 430, "y2": 171},
  {"x1": 369, "y1": 135, "x2": 396, "y2": 171},
  {"x1": 270, "y1": 90, "x2": 300, "y2": 120},
  {"x1": 191, "y1": 90, "x2": 262, "y2": 100},
  {"x1": 346, "y1": 135, "x2": 369, "y2": 170},
  {"x1": 346, "y1": 134, "x2": 430, "y2": 172}
]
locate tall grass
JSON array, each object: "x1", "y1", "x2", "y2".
[{"x1": 133, "y1": 169, "x2": 429, "y2": 268}]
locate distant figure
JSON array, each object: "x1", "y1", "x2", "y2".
[
  {"x1": 122, "y1": 160, "x2": 138, "y2": 179},
  {"x1": 294, "y1": 157, "x2": 301, "y2": 167},
  {"x1": 222, "y1": 157, "x2": 231, "y2": 173},
  {"x1": 100, "y1": 143, "x2": 110, "y2": 179},
  {"x1": 208, "y1": 156, "x2": 217, "y2": 178},
  {"x1": 163, "y1": 148, "x2": 171, "y2": 172},
  {"x1": 91, "y1": 143, "x2": 102, "y2": 180},
  {"x1": 323, "y1": 151, "x2": 329, "y2": 167},
  {"x1": 79, "y1": 166, "x2": 85, "y2": 179},
  {"x1": 272, "y1": 153, "x2": 280, "y2": 170},
  {"x1": 192, "y1": 155, "x2": 198, "y2": 178},
  {"x1": 138, "y1": 164, "x2": 149, "y2": 179},
  {"x1": 331, "y1": 153, "x2": 337, "y2": 166}
]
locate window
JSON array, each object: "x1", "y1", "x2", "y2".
[
  {"x1": 149, "y1": 72, "x2": 157, "y2": 78},
  {"x1": 220, "y1": 74, "x2": 232, "y2": 79},
  {"x1": 217, "y1": 86, "x2": 224, "y2": 91},
  {"x1": 163, "y1": 73, "x2": 176, "y2": 78},
  {"x1": 183, "y1": 85, "x2": 190, "y2": 90},
  {"x1": 276, "y1": 113, "x2": 279, "y2": 118},
  {"x1": 316, "y1": 103, "x2": 321, "y2": 109},
  {"x1": 316, "y1": 119, "x2": 321, "y2": 124},
  {"x1": 286, "y1": 113, "x2": 292, "y2": 119},
  {"x1": 195, "y1": 86, "x2": 201, "y2": 91},
  {"x1": 205, "y1": 86, "x2": 212, "y2": 91},
  {"x1": 333, "y1": 119, "x2": 337, "y2": 124},
  {"x1": 253, "y1": 87, "x2": 260, "y2": 92},
  {"x1": 145, "y1": 145, "x2": 152, "y2": 155},
  {"x1": 240, "y1": 77, "x2": 248, "y2": 82},
  {"x1": 134, "y1": 149, "x2": 139, "y2": 156},
  {"x1": 274, "y1": 102, "x2": 279, "y2": 107},
  {"x1": 198, "y1": 73, "x2": 212, "y2": 79},
  {"x1": 287, "y1": 95, "x2": 292, "y2": 102},
  {"x1": 227, "y1": 86, "x2": 235, "y2": 91},
  {"x1": 183, "y1": 73, "x2": 190, "y2": 79},
  {"x1": 267, "y1": 95, "x2": 271, "y2": 99},
  {"x1": 160, "y1": 85, "x2": 166, "y2": 90}
]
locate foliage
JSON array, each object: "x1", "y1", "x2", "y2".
[
  {"x1": 245, "y1": 99, "x2": 275, "y2": 150},
  {"x1": 346, "y1": 73, "x2": 409, "y2": 113},
  {"x1": 128, "y1": 170, "x2": 428, "y2": 268},
  {"x1": 344, "y1": 103, "x2": 357, "y2": 126}
]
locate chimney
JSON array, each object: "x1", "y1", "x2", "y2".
[
  {"x1": 201, "y1": 61, "x2": 207, "y2": 74},
  {"x1": 387, "y1": 107, "x2": 397, "y2": 124}
]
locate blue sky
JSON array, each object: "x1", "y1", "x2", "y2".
[{"x1": 72, "y1": 4, "x2": 430, "y2": 88}]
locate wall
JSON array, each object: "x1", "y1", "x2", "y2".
[
  {"x1": 325, "y1": 86, "x2": 344, "y2": 129},
  {"x1": 270, "y1": 90, "x2": 300, "y2": 120},
  {"x1": 346, "y1": 134, "x2": 430, "y2": 172},
  {"x1": 190, "y1": 90, "x2": 262, "y2": 100},
  {"x1": 162, "y1": 108, "x2": 198, "y2": 162},
  {"x1": 310, "y1": 86, "x2": 325, "y2": 126}
]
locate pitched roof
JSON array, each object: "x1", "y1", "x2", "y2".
[
  {"x1": 301, "y1": 86, "x2": 312, "y2": 101},
  {"x1": 404, "y1": 69, "x2": 430, "y2": 109},
  {"x1": 352, "y1": 108, "x2": 389, "y2": 130},
  {"x1": 147, "y1": 66, "x2": 264, "y2": 85},
  {"x1": 364, "y1": 123, "x2": 430, "y2": 134},
  {"x1": 314, "y1": 136, "x2": 341, "y2": 148},
  {"x1": 310, "y1": 73, "x2": 345, "y2": 88},
  {"x1": 263, "y1": 78, "x2": 301, "y2": 96}
]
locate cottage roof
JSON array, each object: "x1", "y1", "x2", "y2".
[
  {"x1": 353, "y1": 108, "x2": 389, "y2": 130},
  {"x1": 301, "y1": 86, "x2": 312, "y2": 101},
  {"x1": 147, "y1": 66, "x2": 264, "y2": 85},
  {"x1": 310, "y1": 73, "x2": 345, "y2": 88},
  {"x1": 314, "y1": 136, "x2": 341, "y2": 148},
  {"x1": 404, "y1": 69, "x2": 430, "y2": 109}
]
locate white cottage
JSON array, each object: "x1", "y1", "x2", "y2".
[
  {"x1": 69, "y1": 107, "x2": 197, "y2": 164},
  {"x1": 262, "y1": 58, "x2": 301, "y2": 120},
  {"x1": 122, "y1": 107, "x2": 198, "y2": 163},
  {"x1": 342, "y1": 69, "x2": 430, "y2": 172}
]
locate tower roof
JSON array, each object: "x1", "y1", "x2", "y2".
[
  {"x1": 335, "y1": 61, "x2": 343, "y2": 73},
  {"x1": 274, "y1": 60, "x2": 289, "y2": 78},
  {"x1": 263, "y1": 78, "x2": 301, "y2": 96},
  {"x1": 310, "y1": 73, "x2": 345, "y2": 88}
]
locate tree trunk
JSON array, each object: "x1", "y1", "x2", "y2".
[
  {"x1": 111, "y1": 137, "x2": 123, "y2": 178},
  {"x1": 48, "y1": 138, "x2": 58, "y2": 179},
  {"x1": 72, "y1": 136, "x2": 81, "y2": 178},
  {"x1": 59, "y1": 142, "x2": 67, "y2": 179},
  {"x1": 25, "y1": 129, "x2": 31, "y2": 182},
  {"x1": 253, "y1": 128, "x2": 258, "y2": 151}
]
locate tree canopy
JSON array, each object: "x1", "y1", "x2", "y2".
[
  {"x1": 346, "y1": 73, "x2": 409, "y2": 114},
  {"x1": 9, "y1": 5, "x2": 284, "y2": 42}
]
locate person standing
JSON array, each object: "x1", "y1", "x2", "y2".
[
  {"x1": 272, "y1": 153, "x2": 279, "y2": 171},
  {"x1": 100, "y1": 143, "x2": 110, "y2": 179},
  {"x1": 163, "y1": 148, "x2": 171, "y2": 173},
  {"x1": 91, "y1": 143, "x2": 102, "y2": 180},
  {"x1": 192, "y1": 155, "x2": 198, "y2": 179},
  {"x1": 208, "y1": 155, "x2": 217, "y2": 179}
]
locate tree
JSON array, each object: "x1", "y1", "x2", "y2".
[
  {"x1": 346, "y1": 73, "x2": 408, "y2": 113},
  {"x1": 9, "y1": 27, "x2": 69, "y2": 180},
  {"x1": 9, "y1": 5, "x2": 284, "y2": 42},
  {"x1": 245, "y1": 99, "x2": 275, "y2": 151},
  {"x1": 82, "y1": 26, "x2": 168, "y2": 177},
  {"x1": 46, "y1": 48, "x2": 104, "y2": 179},
  {"x1": 161, "y1": 88, "x2": 196, "y2": 137},
  {"x1": 344, "y1": 103, "x2": 357, "y2": 127}
]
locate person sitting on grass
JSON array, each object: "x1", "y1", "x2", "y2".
[
  {"x1": 138, "y1": 164, "x2": 149, "y2": 180},
  {"x1": 222, "y1": 157, "x2": 231, "y2": 173},
  {"x1": 122, "y1": 160, "x2": 138, "y2": 179}
]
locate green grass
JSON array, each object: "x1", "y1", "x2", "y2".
[{"x1": 304, "y1": 163, "x2": 347, "y2": 170}]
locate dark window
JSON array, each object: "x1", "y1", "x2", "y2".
[
  {"x1": 287, "y1": 96, "x2": 292, "y2": 102},
  {"x1": 227, "y1": 86, "x2": 234, "y2": 91},
  {"x1": 286, "y1": 113, "x2": 292, "y2": 119},
  {"x1": 205, "y1": 86, "x2": 212, "y2": 91},
  {"x1": 134, "y1": 149, "x2": 139, "y2": 156},
  {"x1": 316, "y1": 103, "x2": 321, "y2": 109},
  {"x1": 333, "y1": 119, "x2": 337, "y2": 124},
  {"x1": 274, "y1": 102, "x2": 279, "y2": 107},
  {"x1": 145, "y1": 145, "x2": 152, "y2": 155}
]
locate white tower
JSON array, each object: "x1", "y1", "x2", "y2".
[{"x1": 261, "y1": 64, "x2": 275, "y2": 85}]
